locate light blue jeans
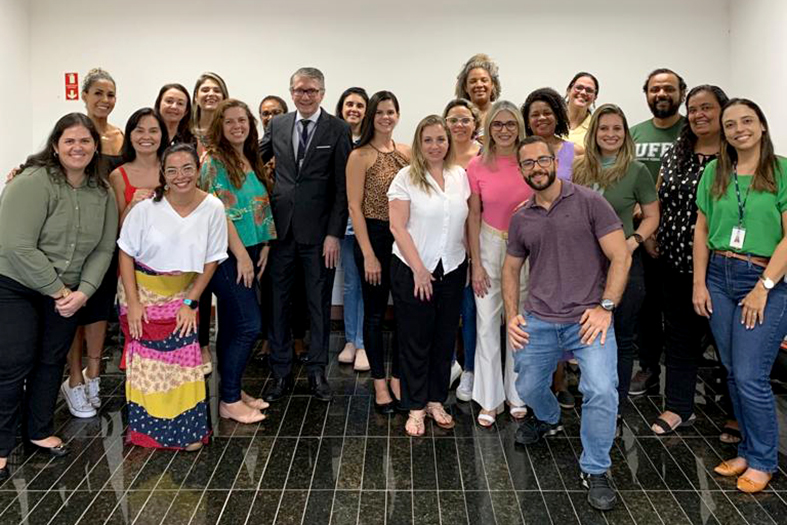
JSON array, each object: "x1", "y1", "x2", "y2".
[
  {"x1": 341, "y1": 235, "x2": 364, "y2": 349},
  {"x1": 513, "y1": 312, "x2": 618, "y2": 475},
  {"x1": 706, "y1": 254, "x2": 787, "y2": 472}
]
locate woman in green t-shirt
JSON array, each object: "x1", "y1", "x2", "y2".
[
  {"x1": 693, "y1": 98, "x2": 787, "y2": 494},
  {"x1": 573, "y1": 104, "x2": 659, "y2": 434}
]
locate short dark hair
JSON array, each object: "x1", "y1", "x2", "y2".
[
  {"x1": 154, "y1": 83, "x2": 194, "y2": 145},
  {"x1": 153, "y1": 143, "x2": 200, "y2": 202},
  {"x1": 516, "y1": 135, "x2": 554, "y2": 165},
  {"x1": 672, "y1": 85, "x2": 729, "y2": 173},
  {"x1": 521, "y1": 88, "x2": 570, "y2": 137},
  {"x1": 642, "y1": 68, "x2": 687, "y2": 95},
  {"x1": 260, "y1": 95, "x2": 288, "y2": 114},
  {"x1": 121, "y1": 108, "x2": 169, "y2": 164},
  {"x1": 335, "y1": 87, "x2": 368, "y2": 120},
  {"x1": 357, "y1": 91, "x2": 399, "y2": 148}
]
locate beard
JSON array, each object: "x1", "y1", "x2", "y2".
[
  {"x1": 648, "y1": 96, "x2": 680, "y2": 119},
  {"x1": 524, "y1": 167, "x2": 557, "y2": 191}
]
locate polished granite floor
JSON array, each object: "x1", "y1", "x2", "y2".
[{"x1": 2, "y1": 334, "x2": 787, "y2": 525}]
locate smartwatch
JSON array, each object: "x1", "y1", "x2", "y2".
[
  {"x1": 183, "y1": 298, "x2": 199, "y2": 310},
  {"x1": 600, "y1": 299, "x2": 615, "y2": 312}
]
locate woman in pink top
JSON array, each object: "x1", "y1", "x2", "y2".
[{"x1": 467, "y1": 100, "x2": 532, "y2": 427}]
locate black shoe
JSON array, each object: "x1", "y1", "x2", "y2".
[
  {"x1": 264, "y1": 376, "x2": 293, "y2": 402},
  {"x1": 308, "y1": 372, "x2": 332, "y2": 402},
  {"x1": 374, "y1": 399, "x2": 395, "y2": 415},
  {"x1": 514, "y1": 415, "x2": 563, "y2": 445},
  {"x1": 628, "y1": 369, "x2": 659, "y2": 396},
  {"x1": 581, "y1": 471, "x2": 617, "y2": 511},
  {"x1": 25, "y1": 440, "x2": 70, "y2": 458},
  {"x1": 556, "y1": 390, "x2": 575, "y2": 409},
  {"x1": 615, "y1": 415, "x2": 623, "y2": 439}
]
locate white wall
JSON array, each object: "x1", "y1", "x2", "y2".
[
  {"x1": 0, "y1": 0, "x2": 31, "y2": 191},
  {"x1": 729, "y1": 0, "x2": 787, "y2": 153},
  {"x1": 24, "y1": 0, "x2": 731, "y2": 153}
]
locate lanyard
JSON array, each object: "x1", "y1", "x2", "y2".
[{"x1": 732, "y1": 164, "x2": 750, "y2": 227}]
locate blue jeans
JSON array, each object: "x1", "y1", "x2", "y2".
[
  {"x1": 513, "y1": 313, "x2": 618, "y2": 475},
  {"x1": 706, "y1": 254, "x2": 787, "y2": 472},
  {"x1": 341, "y1": 235, "x2": 364, "y2": 349},
  {"x1": 456, "y1": 285, "x2": 476, "y2": 371},
  {"x1": 211, "y1": 244, "x2": 263, "y2": 403}
]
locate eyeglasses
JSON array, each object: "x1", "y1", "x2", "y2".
[
  {"x1": 519, "y1": 156, "x2": 555, "y2": 171},
  {"x1": 261, "y1": 109, "x2": 284, "y2": 118},
  {"x1": 164, "y1": 165, "x2": 197, "y2": 177},
  {"x1": 446, "y1": 117, "x2": 474, "y2": 126},
  {"x1": 490, "y1": 120, "x2": 518, "y2": 132},
  {"x1": 573, "y1": 85, "x2": 596, "y2": 95},
  {"x1": 290, "y1": 88, "x2": 322, "y2": 98}
]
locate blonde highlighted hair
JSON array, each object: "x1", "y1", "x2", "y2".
[
  {"x1": 481, "y1": 100, "x2": 525, "y2": 168},
  {"x1": 408, "y1": 115, "x2": 455, "y2": 194},
  {"x1": 572, "y1": 104, "x2": 635, "y2": 188}
]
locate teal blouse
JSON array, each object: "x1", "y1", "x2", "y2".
[{"x1": 200, "y1": 156, "x2": 276, "y2": 247}]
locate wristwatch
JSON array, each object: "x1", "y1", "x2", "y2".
[
  {"x1": 183, "y1": 298, "x2": 199, "y2": 310},
  {"x1": 631, "y1": 233, "x2": 644, "y2": 244},
  {"x1": 760, "y1": 276, "x2": 775, "y2": 290},
  {"x1": 600, "y1": 299, "x2": 615, "y2": 312}
]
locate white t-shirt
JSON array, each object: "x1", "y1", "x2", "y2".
[
  {"x1": 117, "y1": 194, "x2": 228, "y2": 273},
  {"x1": 387, "y1": 164, "x2": 470, "y2": 274}
]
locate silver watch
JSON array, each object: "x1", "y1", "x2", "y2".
[
  {"x1": 600, "y1": 299, "x2": 615, "y2": 312},
  {"x1": 760, "y1": 276, "x2": 775, "y2": 290}
]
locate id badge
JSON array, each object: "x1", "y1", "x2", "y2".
[{"x1": 730, "y1": 226, "x2": 746, "y2": 250}]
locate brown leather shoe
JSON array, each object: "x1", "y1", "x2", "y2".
[
  {"x1": 714, "y1": 461, "x2": 747, "y2": 477},
  {"x1": 737, "y1": 473, "x2": 772, "y2": 493}
]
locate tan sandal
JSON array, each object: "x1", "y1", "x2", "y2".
[
  {"x1": 405, "y1": 411, "x2": 425, "y2": 437},
  {"x1": 425, "y1": 403, "x2": 455, "y2": 429}
]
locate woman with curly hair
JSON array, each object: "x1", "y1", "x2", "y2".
[{"x1": 454, "y1": 53, "x2": 501, "y2": 134}]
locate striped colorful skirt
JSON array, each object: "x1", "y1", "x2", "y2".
[{"x1": 118, "y1": 263, "x2": 210, "y2": 449}]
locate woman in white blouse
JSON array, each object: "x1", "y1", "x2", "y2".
[
  {"x1": 388, "y1": 115, "x2": 470, "y2": 437},
  {"x1": 117, "y1": 143, "x2": 228, "y2": 450}
]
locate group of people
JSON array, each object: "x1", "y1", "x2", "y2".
[{"x1": 0, "y1": 53, "x2": 784, "y2": 512}]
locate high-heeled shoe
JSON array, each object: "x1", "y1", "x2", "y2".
[
  {"x1": 25, "y1": 440, "x2": 69, "y2": 458},
  {"x1": 714, "y1": 460, "x2": 747, "y2": 477}
]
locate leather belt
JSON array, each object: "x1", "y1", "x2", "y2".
[{"x1": 713, "y1": 250, "x2": 769, "y2": 269}]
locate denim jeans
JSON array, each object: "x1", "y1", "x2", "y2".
[
  {"x1": 459, "y1": 285, "x2": 476, "y2": 372},
  {"x1": 513, "y1": 312, "x2": 618, "y2": 475},
  {"x1": 212, "y1": 244, "x2": 263, "y2": 403},
  {"x1": 341, "y1": 234, "x2": 364, "y2": 349},
  {"x1": 706, "y1": 254, "x2": 787, "y2": 472}
]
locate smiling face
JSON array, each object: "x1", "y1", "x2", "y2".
[
  {"x1": 222, "y1": 106, "x2": 250, "y2": 148},
  {"x1": 82, "y1": 79, "x2": 116, "y2": 119},
  {"x1": 687, "y1": 90, "x2": 722, "y2": 138},
  {"x1": 130, "y1": 115, "x2": 163, "y2": 156},
  {"x1": 373, "y1": 99, "x2": 399, "y2": 135},
  {"x1": 465, "y1": 67, "x2": 493, "y2": 107},
  {"x1": 54, "y1": 125, "x2": 97, "y2": 173},
  {"x1": 528, "y1": 101, "x2": 556, "y2": 138},
  {"x1": 158, "y1": 88, "x2": 188, "y2": 127},
  {"x1": 163, "y1": 151, "x2": 198, "y2": 194},
  {"x1": 519, "y1": 141, "x2": 557, "y2": 192},
  {"x1": 259, "y1": 99, "x2": 285, "y2": 130},
  {"x1": 489, "y1": 110, "x2": 519, "y2": 151},
  {"x1": 596, "y1": 113, "x2": 625, "y2": 157},
  {"x1": 567, "y1": 75, "x2": 597, "y2": 111},
  {"x1": 646, "y1": 73, "x2": 682, "y2": 119},
  {"x1": 341, "y1": 94, "x2": 366, "y2": 127},
  {"x1": 722, "y1": 104, "x2": 765, "y2": 153},
  {"x1": 196, "y1": 79, "x2": 225, "y2": 112},
  {"x1": 290, "y1": 75, "x2": 325, "y2": 117},
  {"x1": 421, "y1": 124, "x2": 450, "y2": 165},
  {"x1": 446, "y1": 105, "x2": 476, "y2": 143}
]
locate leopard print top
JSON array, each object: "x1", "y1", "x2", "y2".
[{"x1": 362, "y1": 146, "x2": 409, "y2": 221}]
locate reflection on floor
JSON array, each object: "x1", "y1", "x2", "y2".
[{"x1": 2, "y1": 333, "x2": 787, "y2": 525}]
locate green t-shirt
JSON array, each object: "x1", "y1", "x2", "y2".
[
  {"x1": 696, "y1": 158, "x2": 787, "y2": 257},
  {"x1": 630, "y1": 116, "x2": 685, "y2": 183},
  {"x1": 590, "y1": 160, "x2": 657, "y2": 237}
]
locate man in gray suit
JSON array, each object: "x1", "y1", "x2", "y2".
[{"x1": 259, "y1": 67, "x2": 352, "y2": 402}]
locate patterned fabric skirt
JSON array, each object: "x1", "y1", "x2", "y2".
[{"x1": 118, "y1": 262, "x2": 210, "y2": 449}]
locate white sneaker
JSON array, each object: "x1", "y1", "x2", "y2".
[
  {"x1": 60, "y1": 380, "x2": 97, "y2": 418},
  {"x1": 456, "y1": 371, "x2": 474, "y2": 402},
  {"x1": 450, "y1": 361, "x2": 462, "y2": 388},
  {"x1": 82, "y1": 368, "x2": 101, "y2": 409}
]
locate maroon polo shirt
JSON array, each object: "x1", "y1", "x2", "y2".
[{"x1": 506, "y1": 180, "x2": 622, "y2": 323}]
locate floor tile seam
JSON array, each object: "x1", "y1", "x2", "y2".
[
  {"x1": 492, "y1": 425, "x2": 526, "y2": 524},
  {"x1": 195, "y1": 424, "x2": 237, "y2": 523},
  {"x1": 299, "y1": 395, "x2": 333, "y2": 525},
  {"x1": 464, "y1": 411, "x2": 498, "y2": 525},
  {"x1": 186, "y1": 487, "x2": 212, "y2": 525},
  {"x1": 697, "y1": 488, "x2": 760, "y2": 525},
  {"x1": 630, "y1": 490, "x2": 668, "y2": 525},
  {"x1": 128, "y1": 451, "x2": 180, "y2": 525}
]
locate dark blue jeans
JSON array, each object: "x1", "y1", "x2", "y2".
[
  {"x1": 706, "y1": 254, "x2": 787, "y2": 472},
  {"x1": 458, "y1": 285, "x2": 476, "y2": 372},
  {"x1": 212, "y1": 243, "x2": 263, "y2": 403}
]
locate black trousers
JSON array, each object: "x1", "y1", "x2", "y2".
[
  {"x1": 0, "y1": 275, "x2": 81, "y2": 456},
  {"x1": 661, "y1": 263, "x2": 711, "y2": 419},
  {"x1": 391, "y1": 257, "x2": 466, "y2": 410},
  {"x1": 354, "y1": 219, "x2": 400, "y2": 380},
  {"x1": 259, "y1": 261, "x2": 310, "y2": 343},
  {"x1": 268, "y1": 232, "x2": 335, "y2": 378},
  {"x1": 615, "y1": 250, "x2": 646, "y2": 408},
  {"x1": 636, "y1": 251, "x2": 665, "y2": 375}
]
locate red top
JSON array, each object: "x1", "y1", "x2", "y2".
[{"x1": 118, "y1": 165, "x2": 137, "y2": 205}]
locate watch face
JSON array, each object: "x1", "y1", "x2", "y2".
[{"x1": 601, "y1": 299, "x2": 614, "y2": 311}]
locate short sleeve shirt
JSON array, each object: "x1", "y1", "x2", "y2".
[
  {"x1": 590, "y1": 161, "x2": 657, "y2": 238},
  {"x1": 631, "y1": 117, "x2": 685, "y2": 183},
  {"x1": 507, "y1": 181, "x2": 623, "y2": 323},
  {"x1": 466, "y1": 155, "x2": 532, "y2": 231},
  {"x1": 696, "y1": 158, "x2": 787, "y2": 257}
]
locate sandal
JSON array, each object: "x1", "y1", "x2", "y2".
[
  {"x1": 477, "y1": 406, "x2": 503, "y2": 428},
  {"x1": 720, "y1": 423, "x2": 742, "y2": 444},
  {"x1": 425, "y1": 404, "x2": 455, "y2": 429},
  {"x1": 405, "y1": 411, "x2": 425, "y2": 437},
  {"x1": 508, "y1": 404, "x2": 528, "y2": 420},
  {"x1": 651, "y1": 413, "x2": 696, "y2": 435}
]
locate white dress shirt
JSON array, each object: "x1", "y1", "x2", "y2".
[
  {"x1": 292, "y1": 107, "x2": 322, "y2": 160},
  {"x1": 387, "y1": 164, "x2": 470, "y2": 274}
]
